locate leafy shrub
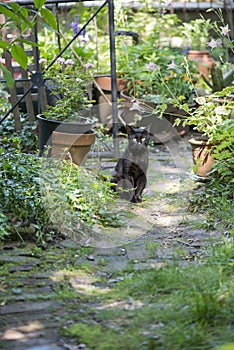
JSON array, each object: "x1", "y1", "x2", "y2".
[
  {"x1": 0, "y1": 115, "x2": 38, "y2": 154},
  {"x1": 0, "y1": 148, "x2": 119, "y2": 243}
]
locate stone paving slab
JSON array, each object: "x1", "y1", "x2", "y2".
[
  {"x1": 0, "y1": 137, "x2": 223, "y2": 350},
  {"x1": 0, "y1": 301, "x2": 58, "y2": 315}
]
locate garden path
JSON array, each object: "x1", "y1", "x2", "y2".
[{"x1": 0, "y1": 135, "x2": 223, "y2": 350}]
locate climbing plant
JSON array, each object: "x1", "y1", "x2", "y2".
[{"x1": 0, "y1": 0, "x2": 57, "y2": 88}]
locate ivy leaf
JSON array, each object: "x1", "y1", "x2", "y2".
[
  {"x1": 195, "y1": 96, "x2": 206, "y2": 105},
  {"x1": 40, "y1": 8, "x2": 57, "y2": 30},
  {"x1": 16, "y1": 38, "x2": 38, "y2": 47},
  {"x1": 11, "y1": 44, "x2": 28, "y2": 70},
  {"x1": 0, "y1": 40, "x2": 9, "y2": 50},
  {"x1": 0, "y1": 63, "x2": 14, "y2": 89},
  {"x1": 0, "y1": 4, "x2": 15, "y2": 18},
  {"x1": 8, "y1": 3, "x2": 20, "y2": 12},
  {"x1": 34, "y1": 0, "x2": 46, "y2": 9}
]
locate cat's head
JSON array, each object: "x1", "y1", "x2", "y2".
[{"x1": 126, "y1": 125, "x2": 150, "y2": 148}]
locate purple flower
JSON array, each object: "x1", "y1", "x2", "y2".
[
  {"x1": 146, "y1": 62, "x2": 158, "y2": 71},
  {"x1": 71, "y1": 15, "x2": 79, "y2": 35},
  {"x1": 207, "y1": 39, "x2": 219, "y2": 50},
  {"x1": 220, "y1": 24, "x2": 230, "y2": 36},
  {"x1": 182, "y1": 45, "x2": 190, "y2": 55}
]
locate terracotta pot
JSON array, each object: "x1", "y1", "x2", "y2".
[
  {"x1": 188, "y1": 50, "x2": 216, "y2": 79},
  {"x1": 51, "y1": 131, "x2": 96, "y2": 165},
  {"x1": 37, "y1": 114, "x2": 94, "y2": 156},
  {"x1": 94, "y1": 75, "x2": 128, "y2": 92},
  {"x1": 189, "y1": 137, "x2": 215, "y2": 177},
  {"x1": 93, "y1": 75, "x2": 129, "y2": 127}
]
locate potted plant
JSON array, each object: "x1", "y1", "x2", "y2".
[
  {"x1": 37, "y1": 57, "x2": 97, "y2": 164},
  {"x1": 175, "y1": 86, "x2": 234, "y2": 177},
  {"x1": 119, "y1": 49, "x2": 197, "y2": 141},
  {"x1": 181, "y1": 18, "x2": 216, "y2": 79}
]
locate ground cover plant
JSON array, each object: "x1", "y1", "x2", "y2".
[
  {"x1": 57, "y1": 235, "x2": 234, "y2": 350},
  {"x1": 0, "y1": 2, "x2": 233, "y2": 348},
  {"x1": 0, "y1": 141, "x2": 121, "y2": 244}
]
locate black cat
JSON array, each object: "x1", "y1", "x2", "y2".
[{"x1": 111, "y1": 125, "x2": 150, "y2": 203}]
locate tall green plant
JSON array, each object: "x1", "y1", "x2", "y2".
[{"x1": 0, "y1": 0, "x2": 57, "y2": 88}]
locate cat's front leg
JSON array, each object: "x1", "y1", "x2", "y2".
[
  {"x1": 132, "y1": 174, "x2": 147, "y2": 203},
  {"x1": 117, "y1": 176, "x2": 135, "y2": 202}
]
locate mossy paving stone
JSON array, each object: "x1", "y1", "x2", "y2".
[
  {"x1": 0, "y1": 246, "x2": 71, "y2": 350},
  {"x1": 0, "y1": 138, "x2": 226, "y2": 350}
]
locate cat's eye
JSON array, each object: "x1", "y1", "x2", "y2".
[{"x1": 142, "y1": 137, "x2": 146, "y2": 142}]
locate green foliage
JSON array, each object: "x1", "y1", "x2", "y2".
[
  {"x1": 0, "y1": 0, "x2": 57, "y2": 87},
  {"x1": 175, "y1": 86, "x2": 234, "y2": 139},
  {"x1": 211, "y1": 119, "x2": 234, "y2": 183},
  {"x1": 0, "y1": 147, "x2": 120, "y2": 243},
  {"x1": 62, "y1": 241, "x2": 234, "y2": 350},
  {"x1": 0, "y1": 150, "x2": 50, "y2": 242},
  {"x1": 115, "y1": 43, "x2": 196, "y2": 104},
  {"x1": 43, "y1": 59, "x2": 95, "y2": 122},
  {"x1": 181, "y1": 18, "x2": 211, "y2": 50},
  {"x1": 0, "y1": 114, "x2": 38, "y2": 153},
  {"x1": 187, "y1": 116, "x2": 233, "y2": 230}
]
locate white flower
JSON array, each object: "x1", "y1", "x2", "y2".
[
  {"x1": 167, "y1": 60, "x2": 177, "y2": 70},
  {"x1": 220, "y1": 24, "x2": 230, "y2": 36},
  {"x1": 129, "y1": 100, "x2": 142, "y2": 112},
  {"x1": 207, "y1": 39, "x2": 219, "y2": 50}
]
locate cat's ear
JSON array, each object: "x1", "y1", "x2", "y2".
[{"x1": 126, "y1": 125, "x2": 135, "y2": 135}]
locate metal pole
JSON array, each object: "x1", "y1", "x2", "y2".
[{"x1": 108, "y1": 0, "x2": 119, "y2": 157}]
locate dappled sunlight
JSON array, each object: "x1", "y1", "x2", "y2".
[
  {"x1": 1, "y1": 321, "x2": 44, "y2": 341},
  {"x1": 95, "y1": 299, "x2": 144, "y2": 311},
  {"x1": 52, "y1": 269, "x2": 111, "y2": 296}
]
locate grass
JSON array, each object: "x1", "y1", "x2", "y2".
[{"x1": 60, "y1": 238, "x2": 234, "y2": 350}]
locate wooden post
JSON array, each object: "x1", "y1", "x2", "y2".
[{"x1": 4, "y1": 51, "x2": 21, "y2": 131}]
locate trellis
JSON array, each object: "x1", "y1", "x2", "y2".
[{"x1": 0, "y1": 0, "x2": 119, "y2": 155}]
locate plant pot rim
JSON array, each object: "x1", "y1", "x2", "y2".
[
  {"x1": 188, "y1": 50, "x2": 211, "y2": 54},
  {"x1": 36, "y1": 114, "x2": 93, "y2": 125},
  {"x1": 52, "y1": 130, "x2": 96, "y2": 146},
  {"x1": 189, "y1": 137, "x2": 210, "y2": 145}
]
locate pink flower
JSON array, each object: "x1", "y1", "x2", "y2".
[
  {"x1": 56, "y1": 57, "x2": 65, "y2": 64},
  {"x1": 65, "y1": 59, "x2": 75, "y2": 66},
  {"x1": 146, "y1": 62, "x2": 158, "y2": 71},
  {"x1": 207, "y1": 39, "x2": 219, "y2": 50},
  {"x1": 39, "y1": 58, "x2": 47, "y2": 64},
  {"x1": 220, "y1": 24, "x2": 230, "y2": 36},
  {"x1": 85, "y1": 63, "x2": 94, "y2": 70},
  {"x1": 167, "y1": 60, "x2": 177, "y2": 70}
]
